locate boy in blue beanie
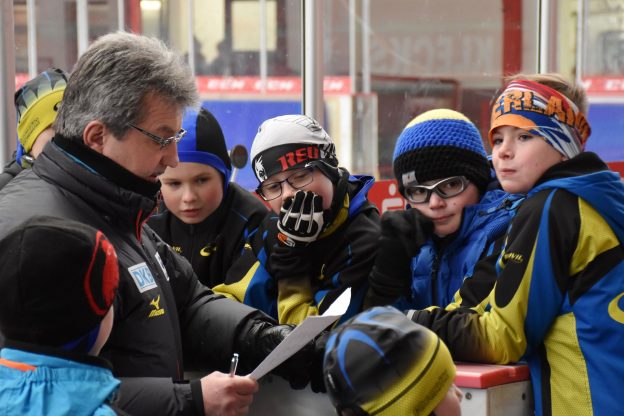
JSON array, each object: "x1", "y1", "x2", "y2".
[
  {"x1": 149, "y1": 107, "x2": 269, "y2": 288},
  {"x1": 213, "y1": 114, "x2": 380, "y2": 326},
  {"x1": 365, "y1": 109, "x2": 519, "y2": 310},
  {"x1": 408, "y1": 74, "x2": 624, "y2": 415}
]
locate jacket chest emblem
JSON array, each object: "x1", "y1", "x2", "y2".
[
  {"x1": 200, "y1": 243, "x2": 217, "y2": 257},
  {"x1": 149, "y1": 295, "x2": 166, "y2": 318},
  {"x1": 128, "y1": 262, "x2": 158, "y2": 293}
]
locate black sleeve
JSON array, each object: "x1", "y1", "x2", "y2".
[
  {"x1": 144, "y1": 225, "x2": 275, "y2": 373},
  {"x1": 114, "y1": 377, "x2": 202, "y2": 416},
  {"x1": 452, "y1": 236, "x2": 505, "y2": 310}
]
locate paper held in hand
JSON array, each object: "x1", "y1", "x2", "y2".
[{"x1": 248, "y1": 287, "x2": 351, "y2": 380}]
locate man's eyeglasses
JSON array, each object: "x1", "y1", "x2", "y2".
[
  {"x1": 257, "y1": 167, "x2": 315, "y2": 201},
  {"x1": 127, "y1": 123, "x2": 186, "y2": 149},
  {"x1": 404, "y1": 176, "x2": 469, "y2": 204}
]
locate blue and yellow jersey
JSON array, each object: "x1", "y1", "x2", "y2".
[
  {"x1": 214, "y1": 174, "x2": 380, "y2": 324},
  {"x1": 410, "y1": 152, "x2": 624, "y2": 416}
]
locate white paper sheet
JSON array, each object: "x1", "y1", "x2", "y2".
[{"x1": 248, "y1": 287, "x2": 351, "y2": 380}]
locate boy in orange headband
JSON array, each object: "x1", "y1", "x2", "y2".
[{"x1": 407, "y1": 73, "x2": 624, "y2": 416}]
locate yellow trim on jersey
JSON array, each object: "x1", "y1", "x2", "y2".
[
  {"x1": 479, "y1": 240, "x2": 541, "y2": 364},
  {"x1": 277, "y1": 277, "x2": 319, "y2": 324},
  {"x1": 570, "y1": 199, "x2": 619, "y2": 275},
  {"x1": 544, "y1": 313, "x2": 593, "y2": 416},
  {"x1": 212, "y1": 261, "x2": 261, "y2": 302}
]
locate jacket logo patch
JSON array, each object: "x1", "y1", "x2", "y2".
[
  {"x1": 608, "y1": 292, "x2": 624, "y2": 324},
  {"x1": 200, "y1": 243, "x2": 217, "y2": 257},
  {"x1": 503, "y1": 252, "x2": 524, "y2": 264},
  {"x1": 128, "y1": 262, "x2": 158, "y2": 293},
  {"x1": 149, "y1": 295, "x2": 165, "y2": 318}
]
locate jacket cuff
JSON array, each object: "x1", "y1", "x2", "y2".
[{"x1": 190, "y1": 379, "x2": 204, "y2": 415}]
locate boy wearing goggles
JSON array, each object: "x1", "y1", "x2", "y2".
[{"x1": 366, "y1": 109, "x2": 519, "y2": 310}]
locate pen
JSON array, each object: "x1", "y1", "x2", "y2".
[{"x1": 229, "y1": 353, "x2": 239, "y2": 377}]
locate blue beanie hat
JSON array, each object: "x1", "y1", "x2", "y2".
[
  {"x1": 392, "y1": 109, "x2": 490, "y2": 196},
  {"x1": 178, "y1": 107, "x2": 232, "y2": 190}
]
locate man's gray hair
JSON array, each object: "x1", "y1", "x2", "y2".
[{"x1": 55, "y1": 31, "x2": 199, "y2": 139}]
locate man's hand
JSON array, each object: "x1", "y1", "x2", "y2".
[
  {"x1": 277, "y1": 190, "x2": 325, "y2": 247},
  {"x1": 200, "y1": 372, "x2": 258, "y2": 416}
]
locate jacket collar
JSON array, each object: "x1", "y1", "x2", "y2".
[{"x1": 53, "y1": 134, "x2": 160, "y2": 198}]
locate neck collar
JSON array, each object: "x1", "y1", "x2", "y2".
[{"x1": 53, "y1": 134, "x2": 161, "y2": 199}]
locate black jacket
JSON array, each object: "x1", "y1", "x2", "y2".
[
  {"x1": 0, "y1": 136, "x2": 274, "y2": 416},
  {"x1": 149, "y1": 182, "x2": 269, "y2": 288},
  {"x1": 0, "y1": 157, "x2": 23, "y2": 192}
]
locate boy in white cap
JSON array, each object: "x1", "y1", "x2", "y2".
[{"x1": 214, "y1": 114, "x2": 380, "y2": 326}]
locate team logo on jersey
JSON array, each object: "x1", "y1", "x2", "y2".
[
  {"x1": 154, "y1": 252, "x2": 170, "y2": 281},
  {"x1": 608, "y1": 291, "x2": 624, "y2": 324},
  {"x1": 503, "y1": 251, "x2": 524, "y2": 264},
  {"x1": 128, "y1": 262, "x2": 158, "y2": 293},
  {"x1": 148, "y1": 295, "x2": 166, "y2": 318},
  {"x1": 200, "y1": 243, "x2": 217, "y2": 257},
  {"x1": 171, "y1": 245, "x2": 182, "y2": 254}
]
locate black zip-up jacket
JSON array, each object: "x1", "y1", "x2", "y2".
[
  {"x1": 0, "y1": 156, "x2": 23, "y2": 192},
  {"x1": 0, "y1": 136, "x2": 275, "y2": 416},
  {"x1": 149, "y1": 182, "x2": 269, "y2": 288}
]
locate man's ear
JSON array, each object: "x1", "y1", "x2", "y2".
[{"x1": 83, "y1": 120, "x2": 108, "y2": 152}]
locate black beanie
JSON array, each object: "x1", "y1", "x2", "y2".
[
  {"x1": 392, "y1": 109, "x2": 490, "y2": 196},
  {"x1": 0, "y1": 216, "x2": 119, "y2": 347}
]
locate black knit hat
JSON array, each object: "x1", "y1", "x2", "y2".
[
  {"x1": 393, "y1": 109, "x2": 490, "y2": 196},
  {"x1": 323, "y1": 306, "x2": 455, "y2": 415},
  {"x1": 0, "y1": 216, "x2": 119, "y2": 348},
  {"x1": 178, "y1": 107, "x2": 232, "y2": 191}
]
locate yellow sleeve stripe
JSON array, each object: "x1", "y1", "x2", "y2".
[
  {"x1": 570, "y1": 199, "x2": 619, "y2": 276},
  {"x1": 212, "y1": 261, "x2": 261, "y2": 302}
]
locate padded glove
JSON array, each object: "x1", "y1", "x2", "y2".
[
  {"x1": 277, "y1": 190, "x2": 325, "y2": 247},
  {"x1": 366, "y1": 208, "x2": 434, "y2": 307}
]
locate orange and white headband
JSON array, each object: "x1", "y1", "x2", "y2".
[{"x1": 488, "y1": 80, "x2": 591, "y2": 159}]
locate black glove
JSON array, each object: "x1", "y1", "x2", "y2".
[
  {"x1": 277, "y1": 190, "x2": 325, "y2": 247},
  {"x1": 309, "y1": 331, "x2": 329, "y2": 393},
  {"x1": 366, "y1": 209, "x2": 433, "y2": 307},
  {"x1": 269, "y1": 244, "x2": 313, "y2": 281},
  {"x1": 239, "y1": 320, "x2": 313, "y2": 389}
]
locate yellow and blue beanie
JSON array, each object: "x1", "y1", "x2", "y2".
[
  {"x1": 392, "y1": 109, "x2": 490, "y2": 196},
  {"x1": 323, "y1": 306, "x2": 456, "y2": 416},
  {"x1": 15, "y1": 68, "x2": 68, "y2": 164},
  {"x1": 178, "y1": 107, "x2": 232, "y2": 191}
]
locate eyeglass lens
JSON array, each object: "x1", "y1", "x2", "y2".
[
  {"x1": 405, "y1": 176, "x2": 467, "y2": 203},
  {"x1": 259, "y1": 168, "x2": 315, "y2": 200}
]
